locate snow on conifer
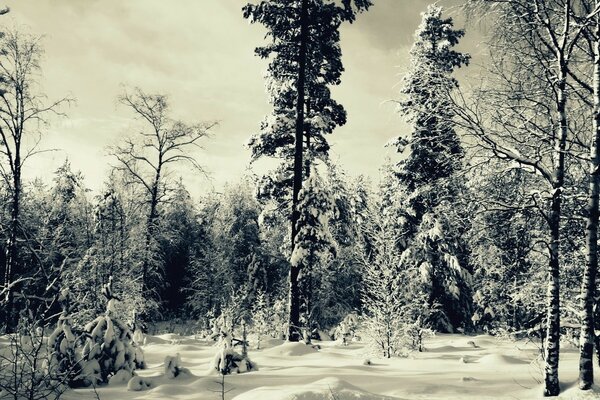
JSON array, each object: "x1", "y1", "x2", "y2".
[
  {"x1": 390, "y1": 5, "x2": 472, "y2": 332},
  {"x1": 164, "y1": 354, "x2": 191, "y2": 379},
  {"x1": 291, "y1": 166, "x2": 337, "y2": 340},
  {"x1": 79, "y1": 276, "x2": 145, "y2": 386},
  {"x1": 360, "y1": 207, "x2": 404, "y2": 358},
  {"x1": 47, "y1": 288, "x2": 83, "y2": 386},
  {"x1": 211, "y1": 328, "x2": 257, "y2": 375}
]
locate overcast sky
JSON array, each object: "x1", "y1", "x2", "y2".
[{"x1": 1, "y1": 0, "x2": 479, "y2": 197}]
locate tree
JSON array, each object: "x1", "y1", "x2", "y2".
[
  {"x1": 360, "y1": 202, "x2": 403, "y2": 358},
  {"x1": 159, "y1": 181, "x2": 198, "y2": 316},
  {"x1": 80, "y1": 276, "x2": 145, "y2": 386},
  {"x1": 243, "y1": 0, "x2": 372, "y2": 341},
  {"x1": 0, "y1": 30, "x2": 70, "y2": 332},
  {"x1": 290, "y1": 166, "x2": 336, "y2": 338},
  {"x1": 36, "y1": 160, "x2": 93, "y2": 323},
  {"x1": 67, "y1": 172, "x2": 131, "y2": 323},
  {"x1": 391, "y1": 5, "x2": 471, "y2": 332},
  {"x1": 563, "y1": 1, "x2": 600, "y2": 389},
  {"x1": 458, "y1": 0, "x2": 595, "y2": 394},
  {"x1": 467, "y1": 165, "x2": 546, "y2": 332},
  {"x1": 112, "y1": 88, "x2": 213, "y2": 320}
]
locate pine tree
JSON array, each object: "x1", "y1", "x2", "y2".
[
  {"x1": 34, "y1": 160, "x2": 93, "y2": 324},
  {"x1": 392, "y1": 5, "x2": 471, "y2": 332},
  {"x1": 243, "y1": 0, "x2": 372, "y2": 341}
]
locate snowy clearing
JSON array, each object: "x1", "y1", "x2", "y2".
[{"x1": 45, "y1": 333, "x2": 596, "y2": 400}]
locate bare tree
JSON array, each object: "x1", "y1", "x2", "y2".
[
  {"x1": 112, "y1": 88, "x2": 214, "y2": 320},
  {"x1": 0, "y1": 30, "x2": 71, "y2": 333}
]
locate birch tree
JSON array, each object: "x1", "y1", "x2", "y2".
[
  {"x1": 459, "y1": 0, "x2": 593, "y2": 394},
  {"x1": 112, "y1": 88, "x2": 213, "y2": 320},
  {"x1": 566, "y1": 0, "x2": 600, "y2": 389}
]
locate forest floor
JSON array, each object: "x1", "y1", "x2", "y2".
[{"x1": 59, "y1": 332, "x2": 600, "y2": 400}]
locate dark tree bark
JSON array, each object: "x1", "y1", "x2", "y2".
[
  {"x1": 289, "y1": 0, "x2": 309, "y2": 343},
  {"x1": 0, "y1": 30, "x2": 69, "y2": 333}
]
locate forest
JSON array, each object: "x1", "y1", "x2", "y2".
[{"x1": 2, "y1": 0, "x2": 600, "y2": 399}]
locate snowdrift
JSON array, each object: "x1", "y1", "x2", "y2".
[{"x1": 232, "y1": 377, "x2": 398, "y2": 400}]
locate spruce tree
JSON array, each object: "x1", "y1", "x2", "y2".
[{"x1": 392, "y1": 5, "x2": 471, "y2": 332}]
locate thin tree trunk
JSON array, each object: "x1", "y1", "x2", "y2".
[
  {"x1": 543, "y1": 62, "x2": 568, "y2": 397},
  {"x1": 4, "y1": 163, "x2": 20, "y2": 333},
  {"x1": 305, "y1": 99, "x2": 311, "y2": 178},
  {"x1": 579, "y1": 16, "x2": 600, "y2": 391},
  {"x1": 288, "y1": 0, "x2": 308, "y2": 342},
  {"x1": 143, "y1": 181, "x2": 160, "y2": 299}
]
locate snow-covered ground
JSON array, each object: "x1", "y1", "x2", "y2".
[{"x1": 56, "y1": 333, "x2": 598, "y2": 400}]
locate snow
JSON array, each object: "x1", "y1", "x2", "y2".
[
  {"x1": 233, "y1": 377, "x2": 396, "y2": 400},
  {"x1": 261, "y1": 341, "x2": 319, "y2": 357},
  {"x1": 8, "y1": 332, "x2": 594, "y2": 399}
]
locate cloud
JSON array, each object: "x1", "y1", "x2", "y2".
[{"x1": 2, "y1": 0, "x2": 477, "y2": 197}]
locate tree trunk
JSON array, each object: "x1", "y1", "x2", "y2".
[
  {"x1": 543, "y1": 62, "x2": 568, "y2": 397},
  {"x1": 288, "y1": 0, "x2": 308, "y2": 342},
  {"x1": 305, "y1": 99, "x2": 311, "y2": 178},
  {"x1": 143, "y1": 182, "x2": 160, "y2": 296},
  {"x1": 4, "y1": 162, "x2": 20, "y2": 333},
  {"x1": 579, "y1": 17, "x2": 600, "y2": 391}
]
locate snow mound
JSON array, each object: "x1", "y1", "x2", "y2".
[
  {"x1": 262, "y1": 341, "x2": 318, "y2": 357},
  {"x1": 258, "y1": 337, "x2": 285, "y2": 349},
  {"x1": 108, "y1": 369, "x2": 133, "y2": 386},
  {"x1": 232, "y1": 377, "x2": 397, "y2": 400},
  {"x1": 145, "y1": 335, "x2": 169, "y2": 345},
  {"x1": 127, "y1": 376, "x2": 154, "y2": 391},
  {"x1": 558, "y1": 384, "x2": 600, "y2": 399},
  {"x1": 477, "y1": 354, "x2": 527, "y2": 365}
]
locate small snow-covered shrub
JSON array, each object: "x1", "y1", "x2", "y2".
[
  {"x1": 0, "y1": 323, "x2": 69, "y2": 400},
  {"x1": 80, "y1": 276, "x2": 145, "y2": 385},
  {"x1": 164, "y1": 354, "x2": 191, "y2": 379},
  {"x1": 251, "y1": 290, "x2": 270, "y2": 349},
  {"x1": 333, "y1": 313, "x2": 359, "y2": 345},
  {"x1": 209, "y1": 292, "x2": 247, "y2": 341},
  {"x1": 271, "y1": 297, "x2": 288, "y2": 340},
  {"x1": 211, "y1": 330, "x2": 257, "y2": 375},
  {"x1": 403, "y1": 317, "x2": 434, "y2": 352},
  {"x1": 47, "y1": 289, "x2": 86, "y2": 387}
]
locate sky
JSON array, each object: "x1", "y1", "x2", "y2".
[{"x1": 1, "y1": 0, "x2": 480, "y2": 198}]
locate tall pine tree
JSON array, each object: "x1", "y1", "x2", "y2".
[{"x1": 243, "y1": 0, "x2": 372, "y2": 340}]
